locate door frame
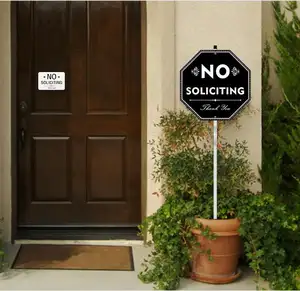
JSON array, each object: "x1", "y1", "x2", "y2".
[
  {"x1": 10, "y1": 1, "x2": 146, "y2": 241},
  {"x1": 11, "y1": 1, "x2": 18, "y2": 242}
]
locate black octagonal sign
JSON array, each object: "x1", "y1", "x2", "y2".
[{"x1": 180, "y1": 50, "x2": 251, "y2": 120}]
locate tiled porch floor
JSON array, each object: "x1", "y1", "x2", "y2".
[{"x1": 0, "y1": 242, "x2": 261, "y2": 290}]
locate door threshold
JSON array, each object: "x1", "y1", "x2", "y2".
[
  {"x1": 14, "y1": 239, "x2": 144, "y2": 246},
  {"x1": 15, "y1": 227, "x2": 142, "y2": 241}
]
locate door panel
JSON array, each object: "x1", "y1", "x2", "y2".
[
  {"x1": 32, "y1": 137, "x2": 72, "y2": 202},
  {"x1": 16, "y1": 1, "x2": 141, "y2": 227},
  {"x1": 87, "y1": 2, "x2": 126, "y2": 113}
]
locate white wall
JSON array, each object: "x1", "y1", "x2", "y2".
[
  {"x1": 174, "y1": 1, "x2": 262, "y2": 192},
  {"x1": 0, "y1": 1, "x2": 11, "y2": 240}
]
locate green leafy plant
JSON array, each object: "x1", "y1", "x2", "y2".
[
  {"x1": 139, "y1": 195, "x2": 201, "y2": 290},
  {"x1": 262, "y1": 1, "x2": 300, "y2": 214},
  {"x1": 138, "y1": 110, "x2": 256, "y2": 290},
  {"x1": 237, "y1": 193, "x2": 299, "y2": 290},
  {"x1": 149, "y1": 111, "x2": 256, "y2": 208}
]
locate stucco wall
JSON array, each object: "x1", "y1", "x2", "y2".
[
  {"x1": 0, "y1": 1, "x2": 11, "y2": 241},
  {"x1": 146, "y1": 1, "x2": 263, "y2": 227},
  {"x1": 174, "y1": 1, "x2": 262, "y2": 192},
  {"x1": 145, "y1": 2, "x2": 176, "y2": 217}
]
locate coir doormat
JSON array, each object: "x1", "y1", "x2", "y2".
[{"x1": 12, "y1": 244, "x2": 134, "y2": 271}]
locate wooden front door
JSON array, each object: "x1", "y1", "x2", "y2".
[{"x1": 15, "y1": 1, "x2": 141, "y2": 228}]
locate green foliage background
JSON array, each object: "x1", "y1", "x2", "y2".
[{"x1": 261, "y1": 0, "x2": 300, "y2": 276}]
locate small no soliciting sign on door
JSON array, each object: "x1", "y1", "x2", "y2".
[{"x1": 38, "y1": 72, "x2": 65, "y2": 91}]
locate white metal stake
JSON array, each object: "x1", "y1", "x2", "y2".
[
  {"x1": 213, "y1": 44, "x2": 218, "y2": 220},
  {"x1": 213, "y1": 120, "x2": 218, "y2": 219}
]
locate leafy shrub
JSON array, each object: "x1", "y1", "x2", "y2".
[{"x1": 139, "y1": 110, "x2": 256, "y2": 289}]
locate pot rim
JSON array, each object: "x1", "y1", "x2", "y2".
[
  {"x1": 195, "y1": 217, "x2": 240, "y2": 221},
  {"x1": 192, "y1": 217, "x2": 240, "y2": 235}
]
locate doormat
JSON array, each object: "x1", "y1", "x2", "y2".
[{"x1": 12, "y1": 244, "x2": 134, "y2": 271}]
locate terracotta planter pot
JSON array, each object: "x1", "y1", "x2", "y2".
[{"x1": 191, "y1": 218, "x2": 242, "y2": 284}]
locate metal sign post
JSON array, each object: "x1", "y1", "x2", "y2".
[
  {"x1": 180, "y1": 44, "x2": 251, "y2": 220},
  {"x1": 213, "y1": 120, "x2": 218, "y2": 219},
  {"x1": 213, "y1": 45, "x2": 218, "y2": 220}
]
